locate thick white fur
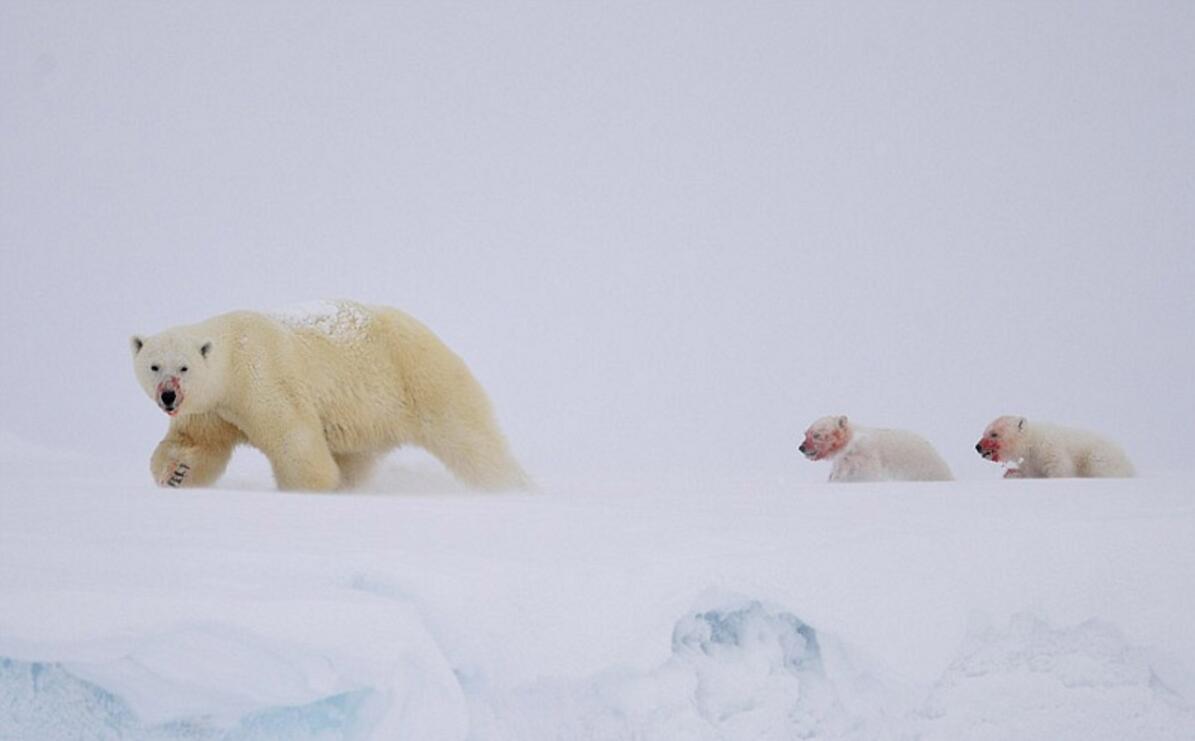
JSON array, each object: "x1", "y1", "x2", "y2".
[
  {"x1": 800, "y1": 415, "x2": 953, "y2": 482},
  {"x1": 978, "y1": 416, "x2": 1134, "y2": 478},
  {"x1": 131, "y1": 300, "x2": 527, "y2": 492}
]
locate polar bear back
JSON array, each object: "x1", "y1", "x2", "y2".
[{"x1": 206, "y1": 301, "x2": 489, "y2": 455}]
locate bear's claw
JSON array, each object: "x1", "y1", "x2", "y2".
[{"x1": 165, "y1": 462, "x2": 191, "y2": 488}]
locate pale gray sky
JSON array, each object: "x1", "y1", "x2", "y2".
[{"x1": 2, "y1": 1, "x2": 1192, "y2": 479}]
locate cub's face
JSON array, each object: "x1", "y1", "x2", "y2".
[
  {"x1": 799, "y1": 415, "x2": 851, "y2": 461},
  {"x1": 976, "y1": 415, "x2": 1026, "y2": 463},
  {"x1": 130, "y1": 333, "x2": 216, "y2": 417}
]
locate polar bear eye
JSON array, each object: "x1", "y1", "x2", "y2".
[
  {"x1": 179, "y1": 366, "x2": 188, "y2": 373},
  {"x1": 150, "y1": 365, "x2": 159, "y2": 372},
  {"x1": 990, "y1": 432, "x2": 999, "y2": 438}
]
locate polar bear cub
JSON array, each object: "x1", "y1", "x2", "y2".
[
  {"x1": 976, "y1": 416, "x2": 1134, "y2": 478},
  {"x1": 799, "y1": 415, "x2": 953, "y2": 482},
  {"x1": 131, "y1": 300, "x2": 528, "y2": 492}
]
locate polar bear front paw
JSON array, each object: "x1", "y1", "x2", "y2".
[
  {"x1": 151, "y1": 448, "x2": 193, "y2": 488},
  {"x1": 1003, "y1": 467, "x2": 1024, "y2": 479}
]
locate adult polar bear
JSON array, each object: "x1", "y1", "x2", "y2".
[
  {"x1": 131, "y1": 300, "x2": 527, "y2": 491},
  {"x1": 799, "y1": 415, "x2": 953, "y2": 482},
  {"x1": 976, "y1": 416, "x2": 1134, "y2": 478}
]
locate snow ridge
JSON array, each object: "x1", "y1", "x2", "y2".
[
  {"x1": 3, "y1": 600, "x2": 1193, "y2": 740},
  {"x1": 916, "y1": 614, "x2": 1195, "y2": 741},
  {"x1": 467, "y1": 597, "x2": 881, "y2": 740}
]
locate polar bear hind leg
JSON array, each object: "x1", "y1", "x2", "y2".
[
  {"x1": 1079, "y1": 446, "x2": 1135, "y2": 478},
  {"x1": 418, "y1": 414, "x2": 527, "y2": 491}
]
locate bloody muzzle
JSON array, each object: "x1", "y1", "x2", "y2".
[{"x1": 156, "y1": 377, "x2": 183, "y2": 415}]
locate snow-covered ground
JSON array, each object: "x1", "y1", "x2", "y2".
[{"x1": 2, "y1": 442, "x2": 1193, "y2": 739}]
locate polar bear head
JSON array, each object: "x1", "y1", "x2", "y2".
[
  {"x1": 976, "y1": 415, "x2": 1027, "y2": 463},
  {"x1": 130, "y1": 332, "x2": 220, "y2": 417},
  {"x1": 799, "y1": 415, "x2": 853, "y2": 461}
]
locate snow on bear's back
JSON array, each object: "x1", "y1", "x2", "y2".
[{"x1": 268, "y1": 300, "x2": 372, "y2": 342}]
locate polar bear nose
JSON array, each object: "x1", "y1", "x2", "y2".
[
  {"x1": 160, "y1": 390, "x2": 177, "y2": 407},
  {"x1": 798, "y1": 442, "x2": 807, "y2": 453},
  {"x1": 975, "y1": 443, "x2": 983, "y2": 453}
]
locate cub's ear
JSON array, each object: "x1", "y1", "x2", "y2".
[
  {"x1": 130, "y1": 336, "x2": 144, "y2": 356},
  {"x1": 838, "y1": 415, "x2": 848, "y2": 428},
  {"x1": 200, "y1": 341, "x2": 213, "y2": 359},
  {"x1": 1017, "y1": 417, "x2": 1026, "y2": 431}
]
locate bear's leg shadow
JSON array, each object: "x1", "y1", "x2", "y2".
[{"x1": 150, "y1": 413, "x2": 241, "y2": 488}]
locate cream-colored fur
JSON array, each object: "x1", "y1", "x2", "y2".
[
  {"x1": 799, "y1": 415, "x2": 953, "y2": 482},
  {"x1": 131, "y1": 300, "x2": 527, "y2": 492},
  {"x1": 976, "y1": 416, "x2": 1134, "y2": 478}
]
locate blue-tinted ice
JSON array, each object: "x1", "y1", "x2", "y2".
[{"x1": 0, "y1": 657, "x2": 370, "y2": 741}]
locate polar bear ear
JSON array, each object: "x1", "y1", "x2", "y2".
[
  {"x1": 130, "y1": 336, "x2": 144, "y2": 356},
  {"x1": 838, "y1": 415, "x2": 848, "y2": 428},
  {"x1": 199, "y1": 341, "x2": 213, "y2": 359}
]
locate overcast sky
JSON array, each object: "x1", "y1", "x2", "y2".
[{"x1": 2, "y1": 1, "x2": 1193, "y2": 481}]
